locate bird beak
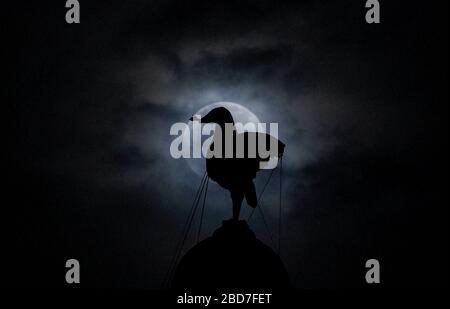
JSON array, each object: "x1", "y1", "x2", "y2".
[{"x1": 189, "y1": 116, "x2": 193, "y2": 121}]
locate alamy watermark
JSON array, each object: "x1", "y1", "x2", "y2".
[
  {"x1": 65, "y1": 0, "x2": 80, "y2": 24},
  {"x1": 169, "y1": 115, "x2": 281, "y2": 169},
  {"x1": 63, "y1": 2, "x2": 379, "y2": 25},
  {"x1": 65, "y1": 258, "x2": 80, "y2": 284},
  {"x1": 365, "y1": 0, "x2": 381, "y2": 24},
  {"x1": 365, "y1": 258, "x2": 381, "y2": 284}
]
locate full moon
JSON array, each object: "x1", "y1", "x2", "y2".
[{"x1": 183, "y1": 102, "x2": 263, "y2": 176}]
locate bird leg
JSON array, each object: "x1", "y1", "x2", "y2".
[
  {"x1": 231, "y1": 190, "x2": 244, "y2": 222},
  {"x1": 245, "y1": 181, "x2": 257, "y2": 208}
]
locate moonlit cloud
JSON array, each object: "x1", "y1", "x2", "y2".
[{"x1": 9, "y1": 0, "x2": 447, "y2": 287}]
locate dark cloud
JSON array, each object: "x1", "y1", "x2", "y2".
[{"x1": 6, "y1": 0, "x2": 448, "y2": 287}]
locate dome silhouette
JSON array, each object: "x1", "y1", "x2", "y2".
[{"x1": 172, "y1": 220, "x2": 290, "y2": 288}]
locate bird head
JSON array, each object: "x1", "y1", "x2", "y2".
[{"x1": 190, "y1": 107, "x2": 235, "y2": 126}]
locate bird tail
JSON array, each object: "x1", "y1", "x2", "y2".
[{"x1": 245, "y1": 182, "x2": 257, "y2": 208}]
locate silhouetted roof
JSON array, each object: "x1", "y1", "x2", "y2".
[{"x1": 172, "y1": 220, "x2": 290, "y2": 288}]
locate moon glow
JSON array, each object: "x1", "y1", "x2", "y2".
[{"x1": 183, "y1": 102, "x2": 262, "y2": 176}]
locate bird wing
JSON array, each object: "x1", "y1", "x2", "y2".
[
  {"x1": 206, "y1": 131, "x2": 285, "y2": 181},
  {"x1": 236, "y1": 131, "x2": 285, "y2": 160}
]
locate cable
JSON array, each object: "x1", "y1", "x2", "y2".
[
  {"x1": 247, "y1": 167, "x2": 276, "y2": 221},
  {"x1": 278, "y1": 157, "x2": 283, "y2": 255},
  {"x1": 196, "y1": 177, "x2": 209, "y2": 243},
  {"x1": 163, "y1": 172, "x2": 207, "y2": 287},
  {"x1": 257, "y1": 204, "x2": 276, "y2": 249}
]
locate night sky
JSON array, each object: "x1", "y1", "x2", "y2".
[{"x1": 5, "y1": 0, "x2": 448, "y2": 287}]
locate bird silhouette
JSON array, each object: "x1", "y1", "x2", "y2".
[{"x1": 190, "y1": 107, "x2": 285, "y2": 221}]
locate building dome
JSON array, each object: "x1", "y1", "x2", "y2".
[{"x1": 172, "y1": 220, "x2": 290, "y2": 288}]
